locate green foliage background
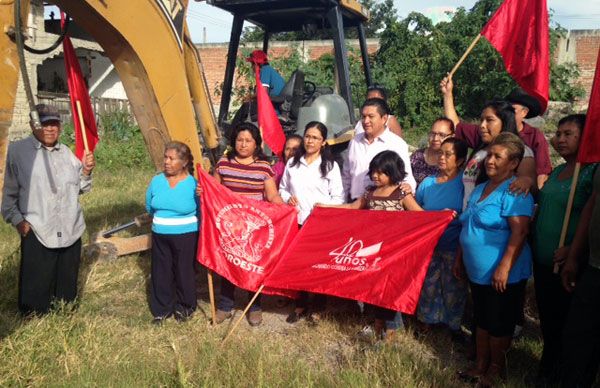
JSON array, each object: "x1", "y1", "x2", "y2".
[
  {"x1": 372, "y1": 0, "x2": 584, "y2": 133},
  {"x1": 234, "y1": 0, "x2": 584, "y2": 138},
  {"x1": 61, "y1": 111, "x2": 152, "y2": 171}
]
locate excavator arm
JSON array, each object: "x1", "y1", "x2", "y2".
[
  {"x1": 0, "y1": 0, "x2": 219, "y2": 192},
  {"x1": 0, "y1": 0, "x2": 29, "y2": 199}
]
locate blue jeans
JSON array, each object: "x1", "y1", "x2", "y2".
[{"x1": 218, "y1": 277, "x2": 262, "y2": 312}]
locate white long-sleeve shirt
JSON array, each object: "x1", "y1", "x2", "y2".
[
  {"x1": 342, "y1": 129, "x2": 416, "y2": 200},
  {"x1": 279, "y1": 156, "x2": 345, "y2": 225}
]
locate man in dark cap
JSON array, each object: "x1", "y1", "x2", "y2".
[
  {"x1": 440, "y1": 76, "x2": 552, "y2": 189},
  {"x1": 1, "y1": 104, "x2": 95, "y2": 315},
  {"x1": 247, "y1": 49, "x2": 285, "y2": 97}
]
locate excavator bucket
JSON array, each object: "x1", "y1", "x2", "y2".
[
  {"x1": 46, "y1": 0, "x2": 215, "y2": 171},
  {"x1": 0, "y1": 1, "x2": 30, "y2": 197},
  {"x1": 183, "y1": 26, "x2": 220, "y2": 151}
]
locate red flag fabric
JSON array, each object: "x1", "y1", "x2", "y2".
[
  {"x1": 61, "y1": 13, "x2": 99, "y2": 160},
  {"x1": 578, "y1": 49, "x2": 600, "y2": 163},
  {"x1": 481, "y1": 0, "x2": 550, "y2": 113},
  {"x1": 196, "y1": 166, "x2": 298, "y2": 297},
  {"x1": 254, "y1": 65, "x2": 285, "y2": 156},
  {"x1": 263, "y1": 207, "x2": 454, "y2": 314}
]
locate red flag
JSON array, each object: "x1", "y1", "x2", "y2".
[
  {"x1": 481, "y1": 0, "x2": 550, "y2": 113},
  {"x1": 61, "y1": 13, "x2": 99, "y2": 160},
  {"x1": 263, "y1": 207, "x2": 454, "y2": 314},
  {"x1": 254, "y1": 65, "x2": 285, "y2": 156},
  {"x1": 578, "y1": 49, "x2": 600, "y2": 163},
  {"x1": 196, "y1": 166, "x2": 298, "y2": 297}
]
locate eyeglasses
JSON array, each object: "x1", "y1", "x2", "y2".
[{"x1": 429, "y1": 132, "x2": 451, "y2": 139}]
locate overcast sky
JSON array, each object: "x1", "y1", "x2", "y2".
[{"x1": 187, "y1": 0, "x2": 600, "y2": 43}]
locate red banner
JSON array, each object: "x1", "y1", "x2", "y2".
[
  {"x1": 263, "y1": 207, "x2": 454, "y2": 314},
  {"x1": 196, "y1": 167, "x2": 298, "y2": 297},
  {"x1": 578, "y1": 48, "x2": 600, "y2": 164},
  {"x1": 481, "y1": 0, "x2": 550, "y2": 113},
  {"x1": 254, "y1": 66, "x2": 285, "y2": 156},
  {"x1": 61, "y1": 13, "x2": 99, "y2": 160}
]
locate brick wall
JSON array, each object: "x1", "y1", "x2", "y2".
[
  {"x1": 199, "y1": 33, "x2": 599, "y2": 114},
  {"x1": 10, "y1": 25, "x2": 599, "y2": 138},
  {"x1": 557, "y1": 30, "x2": 600, "y2": 108},
  {"x1": 575, "y1": 32, "x2": 600, "y2": 103},
  {"x1": 196, "y1": 39, "x2": 380, "y2": 113}
]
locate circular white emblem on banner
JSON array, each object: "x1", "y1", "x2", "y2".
[{"x1": 215, "y1": 204, "x2": 274, "y2": 263}]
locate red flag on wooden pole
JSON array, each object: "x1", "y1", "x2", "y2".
[
  {"x1": 253, "y1": 64, "x2": 285, "y2": 156},
  {"x1": 61, "y1": 13, "x2": 99, "y2": 160},
  {"x1": 263, "y1": 207, "x2": 454, "y2": 314},
  {"x1": 578, "y1": 48, "x2": 600, "y2": 164},
  {"x1": 481, "y1": 0, "x2": 550, "y2": 113}
]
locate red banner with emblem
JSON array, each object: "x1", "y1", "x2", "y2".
[
  {"x1": 196, "y1": 167, "x2": 298, "y2": 297},
  {"x1": 263, "y1": 207, "x2": 454, "y2": 314}
]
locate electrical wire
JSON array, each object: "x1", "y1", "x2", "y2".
[{"x1": 23, "y1": 17, "x2": 70, "y2": 54}]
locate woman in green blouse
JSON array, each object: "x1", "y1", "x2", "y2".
[{"x1": 532, "y1": 114, "x2": 598, "y2": 386}]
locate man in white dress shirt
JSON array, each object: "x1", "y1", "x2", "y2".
[{"x1": 343, "y1": 98, "x2": 416, "y2": 201}]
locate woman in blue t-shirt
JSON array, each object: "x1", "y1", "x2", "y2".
[
  {"x1": 456, "y1": 133, "x2": 535, "y2": 386},
  {"x1": 415, "y1": 138, "x2": 468, "y2": 336},
  {"x1": 145, "y1": 141, "x2": 199, "y2": 325}
]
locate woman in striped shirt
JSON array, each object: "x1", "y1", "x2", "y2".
[{"x1": 213, "y1": 123, "x2": 283, "y2": 326}]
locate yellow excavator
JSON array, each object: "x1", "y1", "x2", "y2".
[
  {"x1": 0, "y1": 0, "x2": 370, "y2": 258},
  {"x1": 1, "y1": 0, "x2": 220, "y2": 178}
]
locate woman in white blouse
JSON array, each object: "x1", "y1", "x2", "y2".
[
  {"x1": 279, "y1": 121, "x2": 345, "y2": 322},
  {"x1": 279, "y1": 121, "x2": 345, "y2": 225}
]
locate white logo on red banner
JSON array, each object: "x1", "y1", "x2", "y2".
[
  {"x1": 216, "y1": 204, "x2": 274, "y2": 274},
  {"x1": 311, "y1": 237, "x2": 383, "y2": 272}
]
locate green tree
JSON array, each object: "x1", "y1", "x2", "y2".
[{"x1": 373, "y1": 0, "x2": 584, "y2": 135}]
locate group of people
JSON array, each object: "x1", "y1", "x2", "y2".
[{"x1": 3, "y1": 77, "x2": 600, "y2": 387}]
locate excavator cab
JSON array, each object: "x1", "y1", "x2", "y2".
[{"x1": 208, "y1": 0, "x2": 374, "y2": 142}]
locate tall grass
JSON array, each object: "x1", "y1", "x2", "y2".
[{"x1": 0, "y1": 165, "x2": 544, "y2": 387}]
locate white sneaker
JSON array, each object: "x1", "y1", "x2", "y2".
[{"x1": 357, "y1": 325, "x2": 376, "y2": 340}]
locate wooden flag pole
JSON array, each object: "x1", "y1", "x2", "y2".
[
  {"x1": 553, "y1": 163, "x2": 582, "y2": 274},
  {"x1": 222, "y1": 285, "x2": 265, "y2": 345},
  {"x1": 449, "y1": 34, "x2": 482, "y2": 78},
  {"x1": 207, "y1": 270, "x2": 217, "y2": 325},
  {"x1": 75, "y1": 100, "x2": 90, "y2": 152}
]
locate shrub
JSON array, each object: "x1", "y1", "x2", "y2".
[
  {"x1": 60, "y1": 111, "x2": 153, "y2": 171},
  {"x1": 95, "y1": 111, "x2": 152, "y2": 171}
]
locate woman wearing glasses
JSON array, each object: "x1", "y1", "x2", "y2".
[
  {"x1": 279, "y1": 121, "x2": 345, "y2": 322},
  {"x1": 410, "y1": 118, "x2": 455, "y2": 186}
]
